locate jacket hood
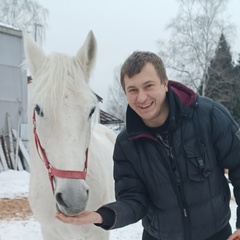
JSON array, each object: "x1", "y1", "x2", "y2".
[
  {"x1": 169, "y1": 80, "x2": 197, "y2": 107},
  {"x1": 126, "y1": 80, "x2": 198, "y2": 137}
]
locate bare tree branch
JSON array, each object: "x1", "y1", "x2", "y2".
[
  {"x1": 158, "y1": 0, "x2": 235, "y2": 95},
  {"x1": 106, "y1": 66, "x2": 128, "y2": 123}
]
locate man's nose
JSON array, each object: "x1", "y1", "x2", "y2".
[{"x1": 137, "y1": 89, "x2": 147, "y2": 103}]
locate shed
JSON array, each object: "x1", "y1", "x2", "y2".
[{"x1": 0, "y1": 23, "x2": 28, "y2": 134}]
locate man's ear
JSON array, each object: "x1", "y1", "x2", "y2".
[{"x1": 165, "y1": 79, "x2": 169, "y2": 92}]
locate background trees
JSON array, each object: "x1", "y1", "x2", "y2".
[
  {"x1": 232, "y1": 55, "x2": 240, "y2": 123},
  {"x1": 204, "y1": 34, "x2": 234, "y2": 112},
  {"x1": 204, "y1": 34, "x2": 240, "y2": 124},
  {"x1": 106, "y1": 66, "x2": 127, "y2": 124},
  {"x1": 157, "y1": 0, "x2": 234, "y2": 96}
]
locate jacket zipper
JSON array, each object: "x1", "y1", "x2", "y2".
[
  {"x1": 162, "y1": 139, "x2": 188, "y2": 218},
  {"x1": 157, "y1": 138, "x2": 191, "y2": 240}
]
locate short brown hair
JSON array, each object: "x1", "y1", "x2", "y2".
[{"x1": 120, "y1": 51, "x2": 168, "y2": 91}]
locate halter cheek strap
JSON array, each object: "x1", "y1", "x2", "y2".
[{"x1": 32, "y1": 110, "x2": 88, "y2": 193}]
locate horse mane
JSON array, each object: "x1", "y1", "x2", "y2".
[{"x1": 31, "y1": 52, "x2": 91, "y2": 117}]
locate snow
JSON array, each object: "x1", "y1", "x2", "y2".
[
  {"x1": 0, "y1": 170, "x2": 29, "y2": 198},
  {"x1": 0, "y1": 170, "x2": 237, "y2": 239},
  {"x1": 0, "y1": 22, "x2": 19, "y2": 31}
]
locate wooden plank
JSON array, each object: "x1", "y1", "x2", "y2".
[
  {"x1": 12, "y1": 129, "x2": 30, "y2": 171},
  {"x1": 1, "y1": 129, "x2": 12, "y2": 169},
  {"x1": 0, "y1": 139, "x2": 8, "y2": 170},
  {"x1": 0, "y1": 149, "x2": 4, "y2": 172},
  {"x1": 11, "y1": 127, "x2": 27, "y2": 171},
  {"x1": 9, "y1": 112, "x2": 24, "y2": 170},
  {"x1": 15, "y1": 114, "x2": 21, "y2": 169},
  {"x1": 16, "y1": 155, "x2": 24, "y2": 171},
  {"x1": 0, "y1": 160, "x2": 3, "y2": 172},
  {"x1": 15, "y1": 107, "x2": 23, "y2": 169},
  {"x1": 6, "y1": 113, "x2": 17, "y2": 170}
]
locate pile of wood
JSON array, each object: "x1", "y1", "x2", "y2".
[{"x1": 0, "y1": 113, "x2": 30, "y2": 172}]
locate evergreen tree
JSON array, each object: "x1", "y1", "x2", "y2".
[
  {"x1": 205, "y1": 33, "x2": 235, "y2": 114},
  {"x1": 232, "y1": 55, "x2": 240, "y2": 124}
]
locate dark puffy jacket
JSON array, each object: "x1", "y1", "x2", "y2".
[{"x1": 102, "y1": 81, "x2": 240, "y2": 240}]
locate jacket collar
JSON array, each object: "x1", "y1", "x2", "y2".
[{"x1": 126, "y1": 80, "x2": 197, "y2": 138}]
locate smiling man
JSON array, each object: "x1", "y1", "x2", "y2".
[
  {"x1": 124, "y1": 62, "x2": 169, "y2": 128},
  {"x1": 56, "y1": 51, "x2": 240, "y2": 240}
]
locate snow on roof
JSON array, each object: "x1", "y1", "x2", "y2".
[{"x1": 0, "y1": 22, "x2": 19, "y2": 31}]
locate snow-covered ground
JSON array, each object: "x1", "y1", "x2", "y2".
[
  {"x1": 0, "y1": 170, "x2": 237, "y2": 240},
  {"x1": 0, "y1": 170, "x2": 142, "y2": 240}
]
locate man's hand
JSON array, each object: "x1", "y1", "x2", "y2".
[
  {"x1": 227, "y1": 229, "x2": 240, "y2": 240},
  {"x1": 55, "y1": 211, "x2": 103, "y2": 225}
]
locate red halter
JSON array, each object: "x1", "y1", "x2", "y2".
[{"x1": 32, "y1": 110, "x2": 88, "y2": 192}]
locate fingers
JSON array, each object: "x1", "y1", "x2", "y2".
[
  {"x1": 56, "y1": 212, "x2": 80, "y2": 225},
  {"x1": 55, "y1": 211, "x2": 102, "y2": 226},
  {"x1": 227, "y1": 229, "x2": 240, "y2": 240}
]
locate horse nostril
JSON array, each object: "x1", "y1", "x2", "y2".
[
  {"x1": 86, "y1": 189, "x2": 89, "y2": 196},
  {"x1": 56, "y1": 193, "x2": 68, "y2": 208}
]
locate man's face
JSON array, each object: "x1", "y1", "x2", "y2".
[{"x1": 124, "y1": 63, "x2": 169, "y2": 127}]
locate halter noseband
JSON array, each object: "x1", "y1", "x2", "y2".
[{"x1": 32, "y1": 110, "x2": 88, "y2": 193}]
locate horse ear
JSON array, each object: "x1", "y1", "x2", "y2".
[
  {"x1": 76, "y1": 30, "x2": 97, "y2": 81},
  {"x1": 22, "y1": 27, "x2": 46, "y2": 77}
]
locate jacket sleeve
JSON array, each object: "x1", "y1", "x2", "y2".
[
  {"x1": 211, "y1": 103, "x2": 240, "y2": 228},
  {"x1": 97, "y1": 136, "x2": 149, "y2": 230}
]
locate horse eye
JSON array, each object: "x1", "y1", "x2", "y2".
[
  {"x1": 89, "y1": 107, "x2": 96, "y2": 119},
  {"x1": 35, "y1": 105, "x2": 44, "y2": 117}
]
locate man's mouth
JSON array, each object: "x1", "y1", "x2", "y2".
[{"x1": 138, "y1": 102, "x2": 153, "y2": 109}]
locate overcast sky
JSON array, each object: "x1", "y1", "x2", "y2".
[{"x1": 37, "y1": 0, "x2": 240, "y2": 110}]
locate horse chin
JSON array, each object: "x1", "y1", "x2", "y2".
[{"x1": 56, "y1": 203, "x2": 86, "y2": 217}]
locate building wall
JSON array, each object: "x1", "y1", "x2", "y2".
[{"x1": 0, "y1": 24, "x2": 27, "y2": 134}]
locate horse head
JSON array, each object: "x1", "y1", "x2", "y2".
[{"x1": 23, "y1": 29, "x2": 99, "y2": 216}]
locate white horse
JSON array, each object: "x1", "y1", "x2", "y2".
[{"x1": 22, "y1": 29, "x2": 116, "y2": 240}]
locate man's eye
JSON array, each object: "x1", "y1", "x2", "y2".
[
  {"x1": 35, "y1": 105, "x2": 44, "y2": 117},
  {"x1": 128, "y1": 89, "x2": 136, "y2": 93}
]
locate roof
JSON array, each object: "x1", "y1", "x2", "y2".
[
  {"x1": 0, "y1": 22, "x2": 19, "y2": 30},
  {"x1": 100, "y1": 110, "x2": 124, "y2": 125},
  {"x1": 0, "y1": 22, "x2": 21, "y2": 37},
  {"x1": 95, "y1": 93, "x2": 124, "y2": 124}
]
